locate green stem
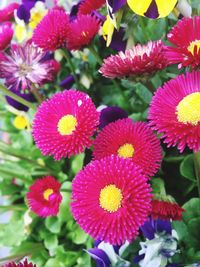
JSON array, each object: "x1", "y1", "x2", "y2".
[
  {"x1": 0, "y1": 205, "x2": 26, "y2": 211},
  {"x1": 0, "y1": 84, "x2": 35, "y2": 109},
  {"x1": 31, "y1": 84, "x2": 43, "y2": 104},
  {"x1": 139, "y1": 17, "x2": 149, "y2": 41},
  {"x1": 61, "y1": 188, "x2": 71, "y2": 193},
  {"x1": 194, "y1": 151, "x2": 200, "y2": 197},
  {"x1": 0, "y1": 244, "x2": 43, "y2": 264},
  {"x1": 62, "y1": 49, "x2": 80, "y2": 88},
  {"x1": 88, "y1": 45, "x2": 103, "y2": 65}
]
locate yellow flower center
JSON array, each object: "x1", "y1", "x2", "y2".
[
  {"x1": 188, "y1": 40, "x2": 200, "y2": 55},
  {"x1": 13, "y1": 115, "x2": 29, "y2": 130},
  {"x1": 99, "y1": 184, "x2": 123, "y2": 213},
  {"x1": 57, "y1": 115, "x2": 77, "y2": 136},
  {"x1": 117, "y1": 143, "x2": 135, "y2": 159},
  {"x1": 43, "y1": 188, "x2": 53, "y2": 201},
  {"x1": 176, "y1": 92, "x2": 200, "y2": 125}
]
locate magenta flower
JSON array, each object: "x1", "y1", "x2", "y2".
[
  {"x1": 32, "y1": 9, "x2": 70, "y2": 51},
  {"x1": 0, "y1": 22, "x2": 13, "y2": 51},
  {"x1": 32, "y1": 90, "x2": 99, "y2": 160},
  {"x1": 93, "y1": 118, "x2": 162, "y2": 177},
  {"x1": 0, "y1": 2, "x2": 19, "y2": 23},
  {"x1": 0, "y1": 42, "x2": 54, "y2": 90},
  {"x1": 149, "y1": 71, "x2": 200, "y2": 152},
  {"x1": 27, "y1": 176, "x2": 62, "y2": 217},
  {"x1": 71, "y1": 155, "x2": 152, "y2": 245},
  {"x1": 67, "y1": 15, "x2": 100, "y2": 51}
]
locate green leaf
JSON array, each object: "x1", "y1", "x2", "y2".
[
  {"x1": 45, "y1": 217, "x2": 62, "y2": 234},
  {"x1": 180, "y1": 154, "x2": 196, "y2": 182},
  {"x1": 44, "y1": 258, "x2": 65, "y2": 267},
  {"x1": 44, "y1": 234, "x2": 58, "y2": 251},
  {"x1": 182, "y1": 198, "x2": 200, "y2": 221}
]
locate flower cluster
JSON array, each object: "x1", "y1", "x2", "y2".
[{"x1": 0, "y1": 1, "x2": 198, "y2": 267}]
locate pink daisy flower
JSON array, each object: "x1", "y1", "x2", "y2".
[
  {"x1": 93, "y1": 118, "x2": 162, "y2": 177},
  {"x1": 78, "y1": 0, "x2": 106, "y2": 15},
  {"x1": 151, "y1": 199, "x2": 184, "y2": 221},
  {"x1": 32, "y1": 90, "x2": 99, "y2": 160},
  {"x1": 100, "y1": 40, "x2": 168, "y2": 79},
  {"x1": 0, "y1": 2, "x2": 19, "y2": 23},
  {"x1": 165, "y1": 16, "x2": 200, "y2": 69},
  {"x1": 3, "y1": 259, "x2": 35, "y2": 267},
  {"x1": 0, "y1": 22, "x2": 13, "y2": 51},
  {"x1": 148, "y1": 71, "x2": 200, "y2": 152},
  {"x1": 32, "y1": 9, "x2": 70, "y2": 51},
  {"x1": 0, "y1": 42, "x2": 54, "y2": 90},
  {"x1": 71, "y1": 156, "x2": 152, "y2": 245},
  {"x1": 26, "y1": 176, "x2": 62, "y2": 217},
  {"x1": 67, "y1": 15, "x2": 100, "y2": 51}
]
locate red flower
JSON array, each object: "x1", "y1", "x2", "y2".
[
  {"x1": 3, "y1": 259, "x2": 36, "y2": 267},
  {"x1": 67, "y1": 15, "x2": 100, "y2": 51},
  {"x1": 26, "y1": 176, "x2": 62, "y2": 217},
  {"x1": 78, "y1": 0, "x2": 106, "y2": 15},
  {"x1": 100, "y1": 40, "x2": 168, "y2": 79},
  {"x1": 32, "y1": 9, "x2": 70, "y2": 51},
  {"x1": 93, "y1": 118, "x2": 162, "y2": 177},
  {"x1": 151, "y1": 199, "x2": 185, "y2": 221}
]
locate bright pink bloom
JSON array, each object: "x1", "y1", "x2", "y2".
[
  {"x1": 151, "y1": 199, "x2": 185, "y2": 221},
  {"x1": 93, "y1": 118, "x2": 162, "y2": 177},
  {"x1": 0, "y1": 3, "x2": 19, "y2": 23},
  {"x1": 71, "y1": 156, "x2": 152, "y2": 245},
  {"x1": 0, "y1": 42, "x2": 54, "y2": 90},
  {"x1": 78, "y1": 0, "x2": 106, "y2": 15},
  {"x1": 33, "y1": 90, "x2": 99, "y2": 160},
  {"x1": 3, "y1": 259, "x2": 35, "y2": 267},
  {"x1": 32, "y1": 9, "x2": 70, "y2": 51},
  {"x1": 100, "y1": 40, "x2": 168, "y2": 79},
  {"x1": 67, "y1": 15, "x2": 100, "y2": 51},
  {"x1": 48, "y1": 59, "x2": 61, "y2": 76},
  {"x1": 164, "y1": 16, "x2": 200, "y2": 69},
  {"x1": 0, "y1": 22, "x2": 13, "y2": 50},
  {"x1": 27, "y1": 176, "x2": 62, "y2": 217},
  {"x1": 148, "y1": 71, "x2": 200, "y2": 152}
]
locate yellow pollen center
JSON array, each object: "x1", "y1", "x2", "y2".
[
  {"x1": 188, "y1": 40, "x2": 200, "y2": 55},
  {"x1": 176, "y1": 92, "x2": 200, "y2": 125},
  {"x1": 43, "y1": 188, "x2": 53, "y2": 201},
  {"x1": 117, "y1": 143, "x2": 135, "y2": 159},
  {"x1": 99, "y1": 184, "x2": 123, "y2": 213},
  {"x1": 57, "y1": 115, "x2": 77, "y2": 136}
]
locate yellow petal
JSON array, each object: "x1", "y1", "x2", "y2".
[
  {"x1": 127, "y1": 0, "x2": 152, "y2": 16},
  {"x1": 102, "y1": 16, "x2": 115, "y2": 47},
  {"x1": 127, "y1": 0, "x2": 177, "y2": 18},
  {"x1": 156, "y1": 0, "x2": 177, "y2": 18}
]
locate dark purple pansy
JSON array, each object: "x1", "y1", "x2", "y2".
[
  {"x1": 6, "y1": 88, "x2": 35, "y2": 111},
  {"x1": 110, "y1": 27, "x2": 126, "y2": 52},
  {"x1": 86, "y1": 248, "x2": 111, "y2": 267},
  {"x1": 59, "y1": 75, "x2": 75, "y2": 89},
  {"x1": 99, "y1": 106, "x2": 128, "y2": 129},
  {"x1": 144, "y1": 0, "x2": 159, "y2": 19},
  {"x1": 141, "y1": 218, "x2": 172, "y2": 240},
  {"x1": 106, "y1": 0, "x2": 126, "y2": 13},
  {"x1": 17, "y1": 0, "x2": 45, "y2": 23},
  {"x1": 69, "y1": 1, "x2": 82, "y2": 20}
]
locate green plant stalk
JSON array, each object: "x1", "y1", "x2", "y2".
[
  {"x1": 0, "y1": 84, "x2": 35, "y2": 109},
  {"x1": 31, "y1": 83, "x2": 43, "y2": 104},
  {"x1": 194, "y1": 151, "x2": 200, "y2": 197},
  {"x1": 88, "y1": 44, "x2": 103, "y2": 64},
  {"x1": 62, "y1": 49, "x2": 80, "y2": 88},
  {"x1": 0, "y1": 205, "x2": 26, "y2": 211},
  {"x1": 0, "y1": 244, "x2": 43, "y2": 264}
]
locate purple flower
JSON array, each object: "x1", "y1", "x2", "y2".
[
  {"x1": 86, "y1": 248, "x2": 111, "y2": 267},
  {"x1": 6, "y1": 88, "x2": 35, "y2": 111},
  {"x1": 17, "y1": 0, "x2": 45, "y2": 23},
  {"x1": 99, "y1": 106, "x2": 128, "y2": 129},
  {"x1": 106, "y1": 0, "x2": 126, "y2": 13},
  {"x1": 59, "y1": 75, "x2": 75, "y2": 89},
  {"x1": 0, "y1": 42, "x2": 54, "y2": 91}
]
